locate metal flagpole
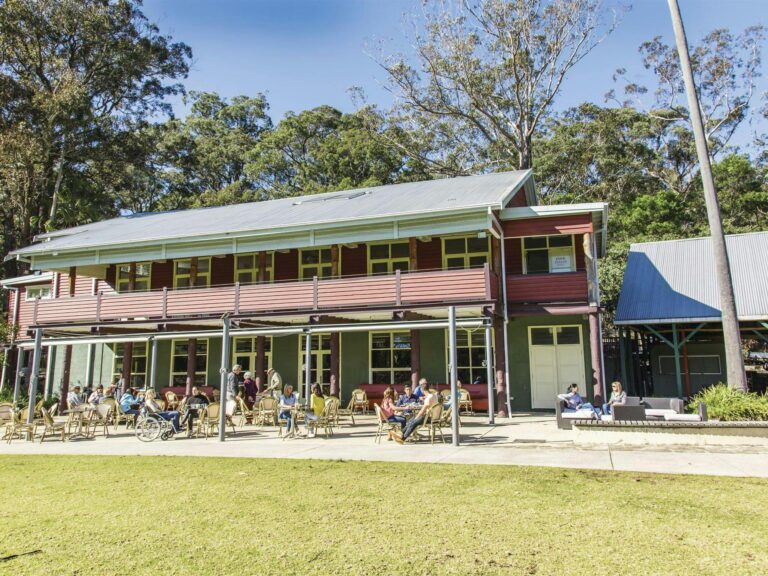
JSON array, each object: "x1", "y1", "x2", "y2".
[
  {"x1": 219, "y1": 315, "x2": 231, "y2": 442},
  {"x1": 484, "y1": 321, "x2": 495, "y2": 425},
  {"x1": 26, "y1": 329, "x2": 43, "y2": 424},
  {"x1": 668, "y1": 0, "x2": 747, "y2": 391},
  {"x1": 13, "y1": 346, "x2": 25, "y2": 405},
  {"x1": 448, "y1": 306, "x2": 460, "y2": 446}
]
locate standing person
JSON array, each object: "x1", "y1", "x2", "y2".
[
  {"x1": 393, "y1": 383, "x2": 438, "y2": 444},
  {"x1": 226, "y1": 364, "x2": 242, "y2": 401},
  {"x1": 267, "y1": 367, "x2": 282, "y2": 397},
  {"x1": 304, "y1": 383, "x2": 325, "y2": 438},
  {"x1": 602, "y1": 381, "x2": 627, "y2": 417},
  {"x1": 278, "y1": 384, "x2": 298, "y2": 435},
  {"x1": 242, "y1": 371, "x2": 258, "y2": 408}
]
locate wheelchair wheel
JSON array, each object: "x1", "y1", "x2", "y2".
[{"x1": 136, "y1": 416, "x2": 162, "y2": 442}]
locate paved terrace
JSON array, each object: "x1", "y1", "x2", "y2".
[{"x1": 2, "y1": 413, "x2": 767, "y2": 478}]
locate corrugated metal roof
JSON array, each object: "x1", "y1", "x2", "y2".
[
  {"x1": 11, "y1": 170, "x2": 531, "y2": 257},
  {"x1": 615, "y1": 231, "x2": 768, "y2": 324},
  {"x1": 1, "y1": 272, "x2": 54, "y2": 288}
]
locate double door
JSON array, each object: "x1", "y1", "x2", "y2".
[{"x1": 529, "y1": 326, "x2": 585, "y2": 409}]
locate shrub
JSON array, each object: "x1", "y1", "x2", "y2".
[{"x1": 689, "y1": 383, "x2": 768, "y2": 421}]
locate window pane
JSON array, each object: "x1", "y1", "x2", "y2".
[
  {"x1": 372, "y1": 372, "x2": 390, "y2": 385},
  {"x1": 320, "y1": 267, "x2": 332, "y2": 278},
  {"x1": 689, "y1": 356, "x2": 721, "y2": 375},
  {"x1": 526, "y1": 250, "x2": 549, "y2": 274},
  {"x1": 320, "y1": 249, "x2": 332, "y2": 263},
  {"x1": 391, "y1": 243, "x2": 409, "y2": 259},
  {"x1": 556, "y1": 327, "x2": 581, "y2": 345},
  {"x1": 176, "y1": 277, "x2": 190, "y2": 288},
  {"x1": 393, "y1": 261, "x2": 409, "y2": 272},
  {"x1": 393, "y1": 333, "x2": 411, "y2": 348},
  {"x1": 172, "y1": 357, "x2": 187, "y2": 373},
  {"x1": 371, "y1": 350, "x2": 391, "y2": 368},
  {"x1": 235, "y1": 339, "x2": 253, "y2": 353},
  {"x1": 524, "y1": 237, "x2": 547, "y2": 249},
  {"x1": 470, "y1": 349, "x2": 486, "y2": 367},
  {"x1": 370, "y1": 245, "x2": 388, "y2": 260},
  {"x1": 302, "y1": 250, "x2": 319, "y2": 265},
  {"x1": 176, "y1": 260, "x2": 191, "y2": 274},
  {"x1": 392, "y1": 350, "x2": 411, "y2": 368},
  {"x1": 468, "y1": 255, "x2": 487, "y2": 268},
  {"x1": 197, "y1": 259, "x2": 210, "y2": 273},
  {"x1": 136, "y1": 264, "x2": 151, "y2": 277},
  {"x1": 457, "y1": 348, "x2": 470, "y2": 366},
  {"x1": 446, "y1": 257, "x2": 465, "y2": 269},
  {"x1": 393, "y1": 371, "x2": 411, "y2": 385},
  {"x1": 549, "y1": 235, "x2": 573, "y2": 247},
  {"x1": 445, "y1": 238, "x2": 465, "y2": 254},
  {"x1": 372, "y1": 262, "x2": 388, "y2": 275},
  {"x1": 237, "y1": 272, "x2": 253, "y2": 284},
  {"x1": 530, "y1": 328, "x2": 554, "y2": 345},
  {"x1": 467, "y1": 237, "x2": 488, "y2": 253},
  {"x1": 371, "y1": 334, "x2": 391, "y2": 349},
  {"x1": 302, "y1": 267, "x2": 317, "y2": 279},
  {"x1": 236, "y1": 255, "x2": 254, "y2": 269}
]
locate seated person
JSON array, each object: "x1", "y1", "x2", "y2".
[
  {"x1": 396, "y1": 384, "x2": 418, "y2": 406},
  {"x1": 304, "y1": 383, "x2": 325, "y2": 438},
  {"x1": 602, "y1": 381, "x2": 627, "y2": 416},
  {"x1": 278, "y1": 384, "x2": 298, "y2": 433},
  {"x1": 413, "y1": 378, "x2": 429, "y2": 400},
  {"x1": 88, "y1": 385, "x2": 106, "y2": 405},
  {"x1": 119, "y1": 388, "x2": 140, "y2": 412},
  {"x1": 144, "y1": 390, "x2": 181, "y2": 433},
  {"x1": 557, "y1": 383, "x2": 597, "y2": 415},
  {"x1": 381, "y1": 388, "x2": 407, "y2": 438},
  {"x1": 67, "y1": 386, "x2": 83, "y2": 408},
  {"x1": 393, "y1": 384, "x2": 439, "y2": 444},
  {"x1": 180, "y1": 386, "x2": 209, "y2": 434}
]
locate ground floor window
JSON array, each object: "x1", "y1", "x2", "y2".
[
  {"x1": 659, "y1": 354, "x2": 721, "y2": 375},
  {"x1": 170, "y1": 339, "x2": 208, "y2": 387},
  {"x1": 370, "y1": 331, "x2": 411, "y2": 385},
  {"x1": 299, "y1": 334, "x2": 331, "y2": 388},
  {"x1": 448, "y1": 329, "x2": 492, "y2": 385},
  {"x1": 232, "y1": 336, "x2": 272, "y2": 378},
  {"x1": 112, "y1": 342, "x2": 147, "y2": 388}
]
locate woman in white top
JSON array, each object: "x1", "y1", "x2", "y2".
[{"x1": 602, "y1": 381, "x2": 627, "y2": 416}]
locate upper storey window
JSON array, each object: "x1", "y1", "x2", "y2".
[
  {"x1": 174, "y1": 257, "x2": 211, "y2": 288},
  {"x1": 443, "y1": 236, "x2": 489, "y2": 270},
  {"x1": 25, "y1": 286, "x2": 52, "y2": 301},
  {"x1": 300, "y1": 248, "x2": 333, "y2": 280},
  {"x1": 235, "y1": 252, "x2": 274, "y2": 284},
  {"x1": 117, "y1": 262, "x2": 151, "y2": 292},
  {"x1": 523, "y1": 235, "x2": 575, "y2": 274},
  {"x1": 369, "y1": 242, "x2": 409, "y2": 275}
]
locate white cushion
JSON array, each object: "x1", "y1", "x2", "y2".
[
  {"x1": 561, "y1": 409, "x2": 595, "y2": 419},
  {"x1": 664, "y1": 413, "x2": 702, "y2": 422},
  {"x1": 645, "y1": 409, "x2": 677, "y2": 417},
  {"x1": 600, "y1": 414, "x2": 613, "y2": 422}
]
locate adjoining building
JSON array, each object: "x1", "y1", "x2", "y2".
[
  {"x1": 2, "y1": 170, "x2": 608, "y2": 413},
  {"x1": 614, "y1": 231, "x2": 768, "y2": 397}
]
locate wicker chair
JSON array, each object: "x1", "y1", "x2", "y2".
[
  {"x1": 5, "y1": 408, "x2": 37, "y2": 444},
  {"x1": 373, "y1": 404, "x2": 401, "y2": 444},
  {"x1": 40, "y1": 407, "x2": 68, "y2": 442},
  {"x1": 307, "y1": 400, "x2": 335, "y2": 439},
  {"x1": 336, "y1": 396, "x2": 356, "y2": 426},
  {"x1": 418, "y1": 404, "x2": 445, "y2": 444},
  {"x1": 89, "y1": 404, "x2": 112, "y2": 438},
  {"x1": 235, "y1": 396, "x2": 252, "y2": 428},
  {"x1": 458, "y1": 389, "x2": 474, "y2": 415},
  {"x1": 350, "y1": 389, "x2": 368, "y2": 415},
  {"x1": 202, "y1": 403, "x2": 220, "y2": 438},
  {"x1": 165, "y1": 391, "x2": 180, "y2": 411},
  {"x1": 256, "y1": 397, "x2": 277, "y2": 427}
]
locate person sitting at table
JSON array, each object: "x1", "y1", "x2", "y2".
[
  {"x1": 397, "y1": 384, "x2": 418, "y2": 406},
  {"x1": 303, "y1": 383, "x2": 325, "y2": 438},
  {"x1": 180, "y1": 386, "x2": 209, "y2": 436},
  {"x1": 88, "y1": 385, "x2": 106, "y2": 405},
  {"x1": 413, "y1": 378, "x2": 429, "y2": 400},
  {"x1": 381, "y1": 388, "x2": 407, "y2": 438},
  {"x1": 278, "y1": 384, "x2": 298, "y2": 434},
  {"x1": 601, "y1": 381, "x2": 627, "y2": 417},
  {"x1": 242, "y1": 371, "x2": 258, "y2": 408},
  {"x1": 119, "y1": 387, "x2": 140, "y2": 414},
  {"x1": 144, "y1": 390, "x2": 181, "y2": 433},
  {"x1": 67, "y1": 386, "x2": 83, "y2": 408},
  {"x1": 557, "y1": 383, "x2": 597, "y2": 415},
  {"x1": 393, "y1": 383, "x2": 439, "y2": 444}
]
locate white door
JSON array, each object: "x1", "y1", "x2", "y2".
[{"x1": 529, "y1": 326, "x2": 586, "y2": 409}]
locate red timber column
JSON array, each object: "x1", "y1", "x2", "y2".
[
  {"x1": 185, "y1": 257, "x2": 199, "y2": 396},
  {"x1": 255, "y1": 251, "x2": 267, "y2": 392},
  {"x1": 408, "y1": 237, "x2": 421, "y2": 387},
  {"x1": 493, "y1": 317, "x2": 507, "y2": 417},
  {"x1": 329, "y1": 245, "x2": 341, "y2": 396},
  {"x1": 59, "y1": 268, "x2": 77, "y2": 412},
  {"x1": 583, "y1": 232, "x2": 604, "y2": 405}
]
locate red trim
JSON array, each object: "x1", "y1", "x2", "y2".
[{"x1": 502, "y1": 214, "x2": 593, "y2": 237}]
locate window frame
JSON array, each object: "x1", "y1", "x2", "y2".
[
  {"x1": 658, "y1": 354, "x2": 722, "y2": 375},
  {"x1": 445, "y1": 328, "x2": 494, "y2": 385},
  {"x1": 528, "y1": 325, "x2": 583, "y2": 347},
  {"x1": 169, "y1": 338, "x2": 209, "y2": 387},
  {"x1": 173, "y1": 257, "x2": 211, "y2": 289},
  {"x1": 234, "y1": 252, "x2": 275, "y2": 285},
  {"x1": 369, "y1": 331, "x2": 412, "y2": 385},
  {"x1": 112, "y1": 342, "x2": 148, "y2": 388},
  {"x1": 298, "y1": 334, "x2": 332, "y2": 390},
  {"x1": 231, "y1": 336, "x2": 273, "y2": 378},
  {"x1": 367, "y1": 241, "x2": 411, "y2": 276},
  {"x1": 299, "y1": 247, "x2": 334, "y2": 280},
  {"x1": 521, "y1": 235, "x2": 577, "y2": 275},
  {"x1": 116, "y1": 262, "x2": 152, "y2": 293},
  {"x1": 25, "y1": 285, "x2": 52, "y2": 301},
  {"x1": 441, "y1": 235, "x2": 490, "y2": 270}
]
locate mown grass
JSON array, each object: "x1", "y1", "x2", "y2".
[{"x1": 0, "y1": 455, "x2": 766, "y2": 575}]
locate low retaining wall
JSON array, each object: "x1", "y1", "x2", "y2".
[{"x1": 572, "y1": 421, "x2": 768, "y2": 447}]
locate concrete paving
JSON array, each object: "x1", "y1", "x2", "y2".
[{"x1": 3, "y1": 412, "x2": 768, "y2": 478}]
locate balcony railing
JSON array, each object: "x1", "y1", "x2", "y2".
[
  {"x1": 506, "y1": 271, "x2": 588, "y2": 304},
  {"x1": 31, "y1": 265, "x2": 497, "y2": 327}
]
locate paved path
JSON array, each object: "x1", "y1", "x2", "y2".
[{"x1": 3, "y1": 413, "x2": 768, "y2": 478}]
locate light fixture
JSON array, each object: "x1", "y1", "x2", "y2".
[{"x1": 477, "y1": 231, "x2": 487, "y2": 239}]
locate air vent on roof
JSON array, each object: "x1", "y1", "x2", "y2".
[{"x1": 292, "y1": 190, "x2": 371, "y2": 206}]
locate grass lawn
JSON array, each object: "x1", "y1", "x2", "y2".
[{"x1": 0, "y1": 456, "x2": 767, "y2": 575}]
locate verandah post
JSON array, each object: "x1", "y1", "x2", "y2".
[
  {"x1": 218, "y1": 314, "x2": 231, "y2": 442},
  {"x1": 13, "y1": 346, "x2": 26, "y2": 405},
  {"x1": 485, "y1": 321, "x2": 494, "y2": 425},
  {"x1": 304, "y1": 332, "x2": 312, "y2": 402},
  {"x1": 448, "y1": 306, "x2": 459, "y2": 446},
  {"x1": 149, "y1": 337, "x2": 158, "y2": 392},
  {"x1": 26, "y1": 328, "x2": 43, "y2": 424},
  {"x1": 672, "y1": 323, "x2": 683, "y2": 397}
]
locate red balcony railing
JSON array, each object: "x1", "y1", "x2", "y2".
[
  {"x1": 30, "y1": 265, "x2": 497, "y2": 327},
  {"x1": 506, "y1": 271, "x2": 588, "y2": 304}
]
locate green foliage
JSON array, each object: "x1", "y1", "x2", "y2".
[{"x1": 689, "y1": 384, "x2": 768, "y2": 421}]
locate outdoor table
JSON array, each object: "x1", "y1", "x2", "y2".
[
  {"x1": 64, "y1": 406, "x2": 97, "y2": 439},
  {"x1": 280, "y1": 404, "x2": 306, "y2": 439}
]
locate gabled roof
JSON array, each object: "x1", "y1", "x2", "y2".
[
  {"x1": 1, "y1": 272, "x2": 54, "y2": 288},
  {"x1": 615, "y1": 231, "x2": 768, "y2": 325},
  {"x1": 9, "y1": 170, "x2": 532, "y2": 261}
]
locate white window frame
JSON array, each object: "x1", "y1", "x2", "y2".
[{"x1": 25, "y1": 285, "x2": 52, "y2": 301}]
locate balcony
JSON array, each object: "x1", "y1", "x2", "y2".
[
  {"x1": 30, "y1": 265, "x2": 497, "y2": 327},
  {"x1": 506, "y1": 271, "x2": 588, "y2": 304}
]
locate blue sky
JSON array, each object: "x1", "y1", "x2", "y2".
[{"x1": 143, "y1": 0, "x2": 767, "y2": 150}]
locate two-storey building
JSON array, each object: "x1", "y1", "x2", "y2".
[{"x1": 2, "y1": 170, "x2": 607, "y2": 414}]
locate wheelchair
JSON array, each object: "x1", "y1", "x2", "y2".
[{"x1": 135, "y1": 408, "x2": 177, "y2": 442}]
